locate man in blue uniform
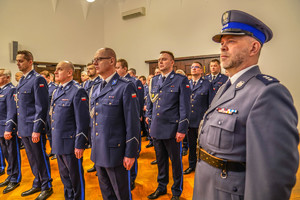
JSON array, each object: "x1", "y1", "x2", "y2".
[
  {"x1": 40, "y1": 70, "x2": 58, "y2": 160},
  {"x1": 84, "y1": 63, "x2": 101, "y2": 173},
  {"x1": 90, "y1": 48, "x2": 140, "y2": 200},
  {"x1": 205, "y1": 59, "x2": 228, "y2": 103},
  {"x1": 116, "y1": 58, "x2": 143, "y2": 190},
  {"x1": 50, "y1": 61, "x2": 89, "y2": 200},
  {"x1": 193, "y1": 10, "x2": 299, "y2": 200},
  {"x1": 15, "y1": 50, "x2": 53, "y2": 200},
  {"x1": 146, "y1": 51, "x2": 190, "y2": 200},
  {"x1": 0, "y1": 69, "x2": 22, "y2": 194},
  {"x1": 183, "y1": 62, "x2": 210, "y2": 175}
]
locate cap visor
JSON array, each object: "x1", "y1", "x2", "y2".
[{"x1": 212, "y1": 32, "x2": 247, "y2": 43}]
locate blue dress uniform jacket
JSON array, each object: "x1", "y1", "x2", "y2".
[
  {"x1": 46, "y1": 81, "x2": 57, "y2": 147},
  {"x1": 90, "y1": 73, "x2": 140, "y2": 168},
  {"x1": 189, "y1": 78, "x2": 210, "y2": 128},
  {"x1": 0, "y1": 83, "x2": 17, "y2": 135},
  {"x1": 205, "y1": 73, "x2": 228, "y2": 103},
  {"x1": 50, "y1": 80, "x2": 89, "y2": 154},
  {"x1": 15, "y1": 70, "x2": 52, "y2": 191},
  {"x1": 193, "y1": 66, "x2": 299, "y2": 200},
  {"x1": 0, "y1": 83, "x2": 21, "y2": 183},
  {"x1": 16, "y1": 70, "x2": 49, "y2": 136},
  {"x1": 84, "y1": 76, "x2": 101, "y2": 96},
  {"x1": 147, "y1": 71, "x2": 191, "y2": 139},
  {"x1": 125, "y1": 74, "x2": 144, "y2": 118}
]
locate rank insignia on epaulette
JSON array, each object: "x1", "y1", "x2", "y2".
[
  {"x1": 216, "y1": 107, "x2": 238, "y2": 115},
  {"x1": 112, "y1": 79, "x2": 117, "y2": 85}
]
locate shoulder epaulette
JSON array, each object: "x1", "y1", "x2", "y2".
[
  {"x1": 120, "y1": 77, "x2": 129, "y2": 82},
  {"x1": 256, "y1": 74, "x2": 279, "y2": 85}
]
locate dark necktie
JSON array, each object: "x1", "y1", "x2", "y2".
[
  {"x1": 56, "y1": 86, "x2": 63, "y2": 98},
  {"x1": 220, "y1": 80, "x2": 231, "y2": 97},
  {"x1": 212, "y1": 75, "x2": 216, "y2": 80},
  {"x1": 100, "y1": 81, "x2": 107, "y2": 91},
  {"x1": 19, "y1": 76, "x2": 25, "y2": 85},
  {"x1": 193, "y1": 81, "x2": 196, "y2": 87},
  {"x1": 162, "y1": 76, "x2": 166, "y2": 83}
]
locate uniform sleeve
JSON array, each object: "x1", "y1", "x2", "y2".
[
  {"x1": 177, "y1": 76, "x2": 191, "y2": 134},
  {"x1": 136, "y1": 79, "x2": 144, "y2": 118},
  {"x1": 5, "y1": 87, "x2": 17, "y2": 132},
  {"x1": 33, "y1": 76, "x2": 49, "y2": 133},
  {"x1": 123, "y1": 82, "x2": 140, "y2": 158},
  {"x1": 73, "y1": 88, "x2": 90, "y2": 149},
  {"x1": 245, "y1": 83, "x2": 299, "y2": 200}
]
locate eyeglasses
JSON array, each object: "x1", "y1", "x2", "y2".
[
  {"x1": 92, "y1": 57, "x2": 111, "y2": 63},
  {"x1": 191, "y1": 65, "x2": 202, "y2": 69}
]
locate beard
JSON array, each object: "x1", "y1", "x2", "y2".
[{"x1": 221, "y1": 49, "x2": 247, "y2": 70}]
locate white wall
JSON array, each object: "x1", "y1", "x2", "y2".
[
  {"x1": 103, "y1": 0, "x2": 300, "y2": 128},
  {"x1": 0, "y1": 0, "x2": 105, "y2": 85},
  {"x1": 0, "y1": 0, "x2": 299, "y2": 128}
]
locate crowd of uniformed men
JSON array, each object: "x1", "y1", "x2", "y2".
[{"x1": 0, "y1": 9, "x2": 299, "y2": 200}]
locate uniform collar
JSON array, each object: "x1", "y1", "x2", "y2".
[
  {"x1": 230, "y1": 65, "x2": 257, "y2": 84},
  {"x1": 23, "y1": 69, "x2": 34, "y2": 78},
  {"x1": 104, "y1": 72, "x2": 116, "y2": 83}
]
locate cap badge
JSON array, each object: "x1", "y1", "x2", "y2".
[
  {"x1": 236, "y1": 81, "x2": 245, "y2": 88},
  {"x1": 222, "y1": 11, "x2": 230, "y2": 24}
]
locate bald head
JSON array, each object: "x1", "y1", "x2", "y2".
[{"x1": 54, "y1": 61, "x2": 74, "y2": 84}]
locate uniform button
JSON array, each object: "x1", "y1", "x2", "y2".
[
  {"x1": 192, "y1": 105, "x2": 194, "y2": 107},
  {"x1": 171, "y1": 90, "x2": 173, "y2": 92},
  {"x1": 96, "y1": 103, "x2": 99, "y2": 105},
  {"x1": 62, "y1": 104, "x2": 65, "y2": 106},
  {"x1": 118, "y1": 144, "x2": 120, "y2": 147},
  {"x1": 70, "y1": 136, "x2": 72, "y2": 138},
  {"x1": 18, "y1": 92, "x2": 19, "y2": 94},
  {"x1": 52, "y1": 120, "x2": 54, "y2": 122},
  {"x1": 53, "y1": 112, "x2": 55, "y2": 114},
  {"x1": 160, "y1": 91, "x2": 162, "y2": 93},
  {"x1": 95, "y1": 123, "x2": 98, "y2": 126},
  {"x1": 54, "y1": 103, "x2": 56, "y2": 106},
  {"x1": 158, "y1": 105, "x2": 160, "y2": 108},
  {"x1": 232, "y1": 187, "x2": 238, "y2": 192},
  {"x1": 192, "y1": 110, "x2": 194, "y2": 113},
  {"x1": 17, "y1": 113, "x2": 19, "y2": 115},
  {"x1": 96, "y1": 132, "x2": 99, "y2": 136},
  {"x1": 157, "y1": 113, "x2": 160, "y2": 116},
  {"x1": 218, "y1": 121, "x2": 222, "y2": 125},
  {"x1": 192, "y1": 94, "x2": 194, "y2": 96},
  {"x1": 159, "y1": 98, "x2": 161, "y2": 100},
  {"x1": 17, "y1": 106, "x2": 19, "y2": 108},
  {"x1": 96, "y1": 112, "x2": 98, "y2": 116},
  {"x1": 52, "y1": 128, "x2": 54, "y2": 130},
  {"x1": 13, "y1": 128, "x2": 15, "y2": 130},
  {"x1": 24, "y1": 91, "x2": 27, "y2": 93}
]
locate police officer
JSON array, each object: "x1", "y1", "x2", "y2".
[
  {"x1": 90, "y1": 48, "x2": 140, "y2": 200},
  {"x1": 146, "y1": 51, "x2": 190, "y2": 200},
  {"x1": 84, "y1": 63, "x2": 101, "y2": 173},
  {"x1": 0, "y1": 69, "x2": 22, "y2": 194},
  {"x1": 205, "y1": 59, "x2": 228, "y2": 102},
  {"x1": 51, "y1": 61, "x2": 89, "y2": 200},
  {"x1": 40, "y1": 70, "x2": 58, "y2": 160},
  {"x1": 193, "y1": 10, "x2": 299, "y2": 200},
  {"x1": 15, "y1": 50, "x2": 53, "y2": 200},
  {"x1": 116, "y1": 59, "x2": 143, "y2": 190},
  {"x1": 183, "y1": 62, "x2": 210, "y2": 175}
]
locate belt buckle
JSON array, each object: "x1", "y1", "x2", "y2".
[{"x1": 220, "y1": 160, "x2": 228, "y2": 179}]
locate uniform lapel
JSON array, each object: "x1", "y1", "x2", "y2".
[
  {"x1": 96, "y1": 73, "x2": 119, "y2": 100},
  {"x1": 17, "y1": 70, "x2": 34, "y2": 90},
  {"x1": 160, "y1": 71, "x2": 174, "y2": 89},
  {"x1": 53, "y1": 81, "x2": 73, "y2": 102},
  {"x1": 206, "y1": 66, "x2": 261, "y2": 114}
]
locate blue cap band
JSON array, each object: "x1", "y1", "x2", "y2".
[{"x1": 222, "y1": 22, "x2": 266, "y2": 43}]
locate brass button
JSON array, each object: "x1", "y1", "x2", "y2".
[
  {"x1": 160, "y1": 91, "x2": 162, "y2": 93},
  {"x1": 96, "y1": 132, "x2": 99, "y2": 136},
  {"x1": 192, "y1": 110, "x2": 194, "y2": 113},
  {"x1": 118, "y1": 144, "x2": 120, "y2": 147},
  {"x1": 96, "y1": 103, "x2": 99, "y2": 105},
  {"x1": 52, "y1": 120, "x2": 54, "y2": 122},
  {"x1": 70, "y1": 136, "x2": 73, "y2": 138},
  {"x1": 192, "y1": 105, "x2": 194, "y2": 107},
  {"x1": 62, "y1": 104, "x2": 65, "y2": 106},
  {"x1": 17, "y1": 106, "x2": 19, "y2": 108},
  {"x1": 157, "y1": 113, "x2": 160, "y2": 116},
  {"x1": 95, "y1": 123, "x2": 98, "y2": 126},
  {"x1": 52, "y1": 127, "x2": 54, "y2": 130},
  {"x1": 95, "y1": 112, "x2": 98, "y2": 116},
  {"x1": 109, "y1": 102, "x2": 112, "y2": 105},
  {"x1": 17, "y1": 113, "x2": 19, "y2": 115},
  {"x1": 54, "y1": 103, "x2": 56, "y2": 106},
  {"x1": 158, "y1": 105, "x2": 160, "y2": 108}
]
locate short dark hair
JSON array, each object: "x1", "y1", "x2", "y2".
[
  {"x1": 193, "y1": 61, "x2": 203, "y2": 67},
  {"x1": 117, "y1": 58, "x2": 128, "y2": 70},
  {"x1": 128, "y1": 68, "x2": 136, "y2": 75},
  {"x1": 17, "y1": 50, "x2": 33, "y2": 61},
  {"x1": 40, "y1": 70, "x2": 50, "y2": 78},
  {"x1": 160, "y1": 51, "x2": 175, "y2": 60},
  {"x1": 210, "y1": 59, "x2": 220, "y2": 65},
  {"x1": 139, "y1": 75, "x2": 146, "y2": 81}
]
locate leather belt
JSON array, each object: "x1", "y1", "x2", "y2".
[{"x1": 197, "y1": 147, "x2": 246, "y2": 178}]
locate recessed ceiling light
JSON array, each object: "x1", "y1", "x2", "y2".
[{"x1": 87, "y1": 0, "x2": 95, "y2": 2}]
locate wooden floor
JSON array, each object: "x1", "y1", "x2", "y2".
[{"x1": 0, "y1": 137, "x2": 299, "y2": 199}]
